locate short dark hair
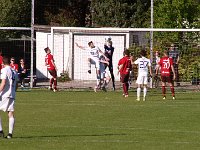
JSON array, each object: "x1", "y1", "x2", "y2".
[
  {"x1": 3, "y1": 56, "x2": 10, "y2": 65},
  {"x1": 88, "y1": 41, "x2": 93, "y2": 46},
  {"x1": 44, "y1": 47, "x2": 50, "y2": 53},
  {"x1": 140, "y1": 49, "x2": 147, "y2": 57},
  {"x1": 163, "y1": 50, "x2": 169, "y2": 56},
  {"x1": 123, "y1": 49, "x2": 130, "y2": 56}
]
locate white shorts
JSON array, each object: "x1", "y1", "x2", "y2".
[
  {"x1": 136, "y1": 76, "x2": 148, "y2": 85},
  {"x1": 90, "y1": 58, "x2": 100, "y2": 69},
  {"x1": 0, "y1": 97, "x2": 15, "y2": 112}
]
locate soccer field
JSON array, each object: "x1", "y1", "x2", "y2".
[{"x1": 0, "y1": 89, "x2": 200, "y2": 150}]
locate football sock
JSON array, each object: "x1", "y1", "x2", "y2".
[
  {"x1": 170, "y1": 86, "x2": 175, "y2": 97},
  {"x1": 0, "y1": 117, "x2": 2, "y2": 131},
  {"x1": 50, "y1": 78, "x2": 54, "y2": 87},
  {"x1": 162, "y1": 86, "x2": 166, "y2": 96},
  {"x1": 54, "y1": 78, "x2": 57, "y2": 88},
  {"x1": 9, "y1": 117, "x2": 14, "y2": 134},
  {"x1": 96, "y1": 79, "x2": 100, "y2": 87},
  {"x1": 123, "y1": 83, "x2": 126, "y2": 94},
  {"x1": 143, "y1": 87, "x2": 147, "y2": 97},
  {"x1": 137, "y1": 88, "x2": 141, "y2": 98},
  {"x1": 125, "y1": 83, "x2": 129, "y2": 94},
  {"x1": 88, "y1": 61, "x2": 91, "y2": 70}
]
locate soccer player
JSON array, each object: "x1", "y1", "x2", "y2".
[
  {"x1": 133, "y1": 50, "x2": 152, "y2": 101},
  {"x1": 0, "y1": 50, "x2": 3, "y2": 72},
  {"x1": 10, "y1": 57, "x2": 19, "y2": 72},
  {"x1": 169, "y1": 44, "x2": 180, "y2": 86},
  {"x1": 98, "y1": 55, "x2": 110, "y2": 92},
  {"x1": 156, "y1": 50, "x2": 176, "y2": 100},
  {"x1": 118, "y1": 49, "x2": 132, "y2": 98},
  {"x1": 0, "y1": 57, "x2": 18, "y2": 139},
  {"x1": 104, "y1": 39, "x2": 115, "y2": 90},
  {"x1": 44, "y1": 47, "x2": 58, "y2": 92},
  {"x1": 75, "y1": 41, "x2": 109, "y2": 91}
]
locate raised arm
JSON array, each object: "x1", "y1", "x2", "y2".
[
  {"x1": 99, "y1": 49, "x2": 109, "y2": 61},
  {"x1": 75, "y1": 43, "x2": 86, "y2": 50}
]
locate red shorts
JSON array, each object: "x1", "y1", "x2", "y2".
[
  {"x1": 161, "y1": 75, "x2": 172, "y2": 83},
  {"x1": 120, "y1": 74, "x2": 129, "y2": 83},
  {"x1": 48, "y1": 69, "x2": 57, "y2": 78}
]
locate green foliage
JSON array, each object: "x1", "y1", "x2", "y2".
[
  {"x1": 90, "y1": 0, "x2": 150, "y2": 27},
  {"x1": 57, "y1": 71, "x2": 71, "y2": 82},
  {"x1": 154, "y1": 0, "x2": 200, "y2": 43},
  {"x1": 35, "y1": 0, "x2": 89, "y2": 26},
  {"x1": 0, "y1": 0, "x2": 31, "y2": 39}
]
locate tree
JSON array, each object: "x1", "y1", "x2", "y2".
[
  {"x1": 153, "y1": 0, "x2": 200, "y2": 44},
  {"x1": 35, "y1": 0, "x2": 89, "y2": 26},
  {"x1": 90, "y1": 0, "x2": 150, "y2": 27},
  {"x1": 0, "y1": 0, "x2": 31, "y2": 39}
]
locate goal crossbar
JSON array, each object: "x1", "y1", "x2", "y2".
[{"x1": 51, "y1": 27, "x2": 200, "y2": 33}]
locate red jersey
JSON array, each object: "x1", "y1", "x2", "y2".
[
  {"x1": 0, "y1": 56, "x2": 3, "y2": 70},
  {"x1": 10, "y1": 63, "x2": 19, "y2": 72},
  {"x1": 45, "y1": 53, "x2": 55, "y2": 70},
  {"x1": 159, "y1": 56, "x2": 173, "y2": 76},
  {"x1": 118, "y1": 56, "x2": 131, "y2": 75}
]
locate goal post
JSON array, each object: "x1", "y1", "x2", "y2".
[{"x1": 40, "y1": 27, "x2": 200, "y2": 89}]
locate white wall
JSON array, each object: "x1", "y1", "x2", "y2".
[
  {"x1": 73, "y1": 34, "x2": 128, "y2": 81},
  {"x1": 36, "y1": 32, "x2": 71, "y2": 79},
  {"x1": 36, "y1": 31, "x2": 129, "y2": 81}
]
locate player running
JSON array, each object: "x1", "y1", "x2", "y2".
[
  {"x1": 44, "y1": 47, "x2": 58, "y2": 92},
  {"x1": 156, "y1": 50, "x2": 176, "y2": 100},
  {"x1": 118, "y1": 49, "x2": 132, "y2": 98},
  {"x1": 133, "y1": 50, "x2": 152, "y2": 101}
]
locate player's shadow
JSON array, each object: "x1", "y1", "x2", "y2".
[{"x1": 15, "y1": 133, "x2": 127, "y2": 139}]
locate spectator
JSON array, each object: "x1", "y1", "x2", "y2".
[
  {"x1": 18, "y1": 59, "x2": 27, "y2": 88},
  {"x1": 169, "y1": 44, "x2": 180, "y2": 86},
  {"x1": 10, "y1": 57, "x2": 18, "y2": 72}
]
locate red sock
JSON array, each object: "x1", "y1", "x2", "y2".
[
  {"x1": 50, "y1": 78, "x2": 54, "y2": 87},
  {"x1": 54, "y1": 79, "x2": 57, "y2": 89},
  {"x1": 125, "y1": 83, "x2": 129, "y2": 95},
  {"x1": 170, "y1": 86, "x2": 175, "y2": 97},
  {"x1": 162, "y1": 86, "x2": 166, "y2": 96},
  {"x1": 123, "y1": 83, "x2": 126, "y2": 95}
]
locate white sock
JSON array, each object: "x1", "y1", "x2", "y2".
[
  {"x1": 143, "y1": 87, "x2": 147, "y2": 97},
  {"x1": 88, "y1": 62, "x2": 91, "y2": 70},
  {"x1": 96, "y1": 79, "x2": 100, "y2": 87},
  {"x1": 9, "y1": 117, "x2": 15, "y2": 134},
  {"x1": 137, "y1": 88, "x2": 141, "y2": 98},
  {"x1": 0, "y1": 117, "x2": 2, "y2": 131}
]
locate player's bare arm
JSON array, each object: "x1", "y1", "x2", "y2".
[
  {"x1": 0, "y1": 79, "x2": 6, "y2": 92},
  {"x1": 177, "y1": 55, "x2": 180, "y2": 64},
  {"x1": 155, "y1": 64, "x2": 160, "y2": 75},
  {"x1": 171, "y1": 65, "x2": 176, "y2": 80},
  {"x1": 99, "y1": 50, "x2": 109, "y2": 61},
  {"x1": 75, "y1": 43, "x2": 85, "y2": 50},
  {"x1": 51, "y1": 59, "x2": 57, "y2": 70},
  {"x1": 117, "y1": 64, "x2": 123, "y2": 75},
  {"x1": 149, "y1": 66, "x2": 153, "y2": 77}
]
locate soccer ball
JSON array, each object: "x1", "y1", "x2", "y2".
[{"x1": 105, "y1": 36, "x2": 112, "y2": 41}]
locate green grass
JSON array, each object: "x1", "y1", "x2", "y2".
[{"x1": 0, "y1": 89, "x2": 200, "y2": 150}]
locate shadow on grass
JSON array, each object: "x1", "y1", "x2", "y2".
[{"x1": 15, "y1": 133, "x2": 127, "y2": 139}]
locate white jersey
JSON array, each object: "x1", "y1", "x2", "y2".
[
  {"x1": 0, "y1": 66, "x2": 18, "y2": 99},
  {"x1": 134, "y1": 57, "x2": 151, "y2": 76},
  {"x1": 87, "y1": 46, "x2": 100, "y2": 60}
]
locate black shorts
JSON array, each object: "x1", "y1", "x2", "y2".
[
  {"x1": 48, "y1": 69, "x2": 57, "y2": 78},
  {"x1": 120, "y1": 74, "x2": 129, "y2": 83},
  {"x1": 161, "y1": 75, "x2": 172, "y2": 83}
]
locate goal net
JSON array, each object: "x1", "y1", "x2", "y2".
[{"x1": 36, "y1": 27, "x2": 200, "y2": 90}]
